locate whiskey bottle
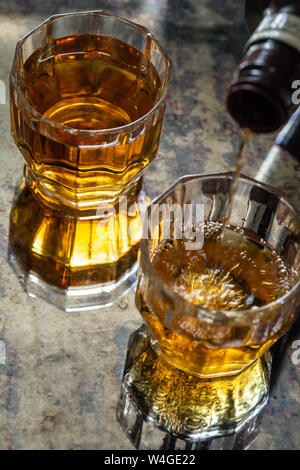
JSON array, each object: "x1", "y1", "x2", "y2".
[{"x1": 227, "y1": 1, "x2": 300, "y2": 133}]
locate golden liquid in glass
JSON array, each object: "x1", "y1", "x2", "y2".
[{"x1": 137, "y1": 225, "x2": 296, "y2": 377}]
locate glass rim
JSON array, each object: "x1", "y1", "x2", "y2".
[
  {"x1": 10, "y1": 10, "x2": 172, "y2": 136},
  {"x1": 140, "y1": 172, "x2": 300, "y2": 323}
]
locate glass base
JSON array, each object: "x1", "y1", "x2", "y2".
[
  {"x1": 8, "y1": 173, "x2": 146, "y2": 312},
  {"x1": 117, "y1": 325, "x2": 271, "y2": 450},
  {"x1": 9, "y1": 248, "x2": 138, "y2": 312}
]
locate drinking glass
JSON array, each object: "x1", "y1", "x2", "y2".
[
  {"x1": 9, "y1": 11, "x2": 171, "y2": 311},
  {"x1": 117, "y1": 173, "x2": 300, "y2": 449}
]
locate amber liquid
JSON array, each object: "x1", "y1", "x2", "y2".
[
  {"x1": 224, "y1": 130, "x2": 253, "y2": 226},
  {"x1": 12, "y1": 34, "x2": 162, "y2": 204},
  {"x1": 213, "y1": 130, "x2": 253, "y2": 260},
  {"x1": 10, "y1": 34, "x2": 161, "y2": 288},
  {"x1": 122, "y1": 325, "x2": 271, "y2": 438},
  {"x1": 10, "y1": 173, "x2": 144, "y2": 287},
  {"x1": 137, "y1": 225, "x2": 296, "y2": 377}
]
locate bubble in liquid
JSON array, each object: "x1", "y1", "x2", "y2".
[{"x1": 234, "y1": 227, "x2": 245, "y2": 235}]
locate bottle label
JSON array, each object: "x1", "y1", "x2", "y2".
[
  {"x1": 245, "y1": 13, "x2": 300, "y2": 53},
  {"x1": 276, "y1": 106, "x2": 300, "y2": 161}
]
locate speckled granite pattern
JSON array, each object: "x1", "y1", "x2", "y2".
[{"x1": 0, "y1": 0, "x2": 299, "y2": 450}]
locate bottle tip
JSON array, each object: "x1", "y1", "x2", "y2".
[{"x1": 226, "y1": 82, "x2": 287, "y2": 133}]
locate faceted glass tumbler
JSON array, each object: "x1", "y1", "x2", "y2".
[
  {"x1": 9, "y1": 11, "x2": 171, "y2": 311},
  {"x1": 118, "y1": 173, "x2": 300, "y2": 448}
]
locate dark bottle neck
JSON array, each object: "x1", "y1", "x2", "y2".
[
  {"x1": 227, "y1": 2, "x2": 300, "y2": 133},
  {"x1": 227, "y1": 39, "x2": 300, "y2": 133}
]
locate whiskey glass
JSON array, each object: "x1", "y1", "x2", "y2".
[
  {"x1": 9, "y1": 11, "x2": 171, "y2": 311},
  {"x1": 118, "y1": 173, "x2": 300, "y2": 449}
]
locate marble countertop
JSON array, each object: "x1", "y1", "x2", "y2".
[{"x1": 0, "y1": 0, "x2": 299, "y2": 450}]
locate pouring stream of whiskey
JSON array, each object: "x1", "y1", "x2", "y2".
[
  {"x1": 224, "y1": 129, "x2": 253, "y2": 230},
  {"x1": 212, "y1": 129, "x2": 253, "y2": 268}
]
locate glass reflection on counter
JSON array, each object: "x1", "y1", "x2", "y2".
[{"x1": 117, "y1": 325, "x2": 268, "y2": 450}]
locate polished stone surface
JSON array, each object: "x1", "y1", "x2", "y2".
[{"x1": 0, "y1": 0, "x2": 299, "y2": 450}]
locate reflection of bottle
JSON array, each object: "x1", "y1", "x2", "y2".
[
  {"x1": 227, "y1": 1, "x2": 300, "y2": 133},
  {"x1": 256, "y1": 106, "x2": 300, "y2": 202}
]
